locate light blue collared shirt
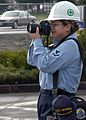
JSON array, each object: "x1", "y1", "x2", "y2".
[{"x1": 27, "y1": 33, "x2": 83, "y2": 93}]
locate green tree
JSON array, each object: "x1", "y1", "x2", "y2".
[
  {"x1": 54, "y1": 0, "x2": 76, "y2": 4},
  {"x1": 79, "y1": 0, "x2": 86, "y2": 5}
]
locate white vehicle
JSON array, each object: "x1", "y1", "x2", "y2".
[{"x1": 0, "y1": 10, "x2": 36, "y2": 29}]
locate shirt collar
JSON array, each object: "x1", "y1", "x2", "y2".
[{"x1": 53, "y1": 33, "x2": 77, "y2": 47}]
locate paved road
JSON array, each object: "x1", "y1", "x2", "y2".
[
  {"x1": 0, "y1": 27, "x2": 27, "y2": 34},
  {"x1": 0, "y1": 93, "x2": 38, "y2": 120},
  {"x1": 0, "y1": 90, "x2": 86, "y2": 120}
]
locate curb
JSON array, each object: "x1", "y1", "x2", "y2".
[
  {"x1": 78, "y1": 81, "x2": 86, "y2": 90},
  {"x1": 0, "y1": 84, "x2": 40, "y2": 93},
  {"x1": 0, "y1": 82, "x2": 85, "y2": 93}
]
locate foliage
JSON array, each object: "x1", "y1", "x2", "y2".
[
  {"x1": 32, "y1": 13, "x2": 48, "y2": 22},
  {"x1": 78, "y1": 0, "x2": 86, "y2": 5},
  {"x1": 0, "y1": 50, "x2": 39, "y2": 84},
  {"x1": 78, "y1": 29, "x2": 86, "y2": 52},
  {"x1": 0, "y1": 49, "x2": 26, "y2": 68},
  {"x1": 55, "y1": 0, "x2": 76, "y2": 4},
  {"x1": 41, "y1": 35, "x2": 53, "y2": 47},
  {"x1": 78, "y1": 29, "x2": 86, "y2": 81}
]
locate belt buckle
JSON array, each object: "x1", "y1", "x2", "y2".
[{"x1": 52, "y1": 89, "x2": 58, "y2": 95}]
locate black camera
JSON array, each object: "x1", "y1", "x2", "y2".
[{"x1": 27, "y1": 20, "x2": 51, "y2": 36}]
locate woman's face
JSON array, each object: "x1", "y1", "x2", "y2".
[{"x1": 50, "y1": 20, "x2": 71, "y2": 40}]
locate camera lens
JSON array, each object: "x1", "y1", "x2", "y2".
[
  {"x1": 27, "y1": 20, "x2": 51, "y2": 36},
  {"x1": 40, "y1": 20, "x2": 51, "y2": 35},
  {"x1": 27, "y1": 22, "x2": 38, "y2": 33}
]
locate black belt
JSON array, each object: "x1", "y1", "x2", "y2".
[
  {"x1": 40, "y1": 89, "x2": 52, "y2": 95},
  {"x1": 40, "y1": 88, "x2": 75, "y2": 96}
]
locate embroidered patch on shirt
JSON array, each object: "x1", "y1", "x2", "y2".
[{"x1": 52, "y1": 50, "x2": 60, "y2": 56}]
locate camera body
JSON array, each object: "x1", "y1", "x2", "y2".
[{"x1": 27, "y1": 20, "x2": 51, "y2": 36}]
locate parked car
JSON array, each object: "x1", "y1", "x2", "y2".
[{"x1": 0, "y1": 10, "x2": 36, "y2": 29}]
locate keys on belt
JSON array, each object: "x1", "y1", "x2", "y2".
[
  {"x1": 40, "y1": 89, "x2": 58, "y2": 99},
  {"x1": 40, "y1": 89, "x2": 75, "y2": 96},
  {"x1": 40, "y1": 89, "x2": 58, "y2": 95}
]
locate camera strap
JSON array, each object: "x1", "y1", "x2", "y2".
[{"x1": 52, "y1": 37, "x2": 84, "y2": 100}]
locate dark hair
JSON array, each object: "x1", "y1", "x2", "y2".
[{"x1": 60, "y1": 20, "x2": 79, "y2": 33}]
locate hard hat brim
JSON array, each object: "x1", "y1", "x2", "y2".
[{"x1": 46, "y1": 17, "x2": 80, "y2": 21}]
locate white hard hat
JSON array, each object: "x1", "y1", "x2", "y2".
[{"x1": 47, "y1": 1, "x2": 80, "y2": 21}]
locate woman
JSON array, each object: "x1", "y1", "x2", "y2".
[{"x1": 27, "y1": 1, "x2": 83, "y2": 120}]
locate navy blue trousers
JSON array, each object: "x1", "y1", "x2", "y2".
[{"x1": 37, "y1": 90, "x2": 53, "y2": 120}]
